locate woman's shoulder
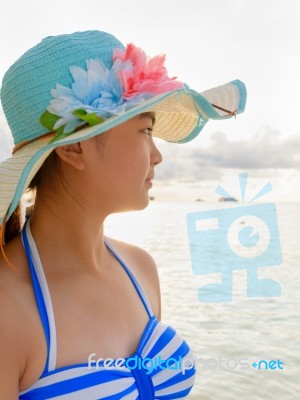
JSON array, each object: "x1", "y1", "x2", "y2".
[
  {"x1": 105, "y1": 237, "x2": 159, "y2": 284},
  {"x1": 105, "y1": 237, "x2": 161, "y2": 319},
  {"x1": 0, "y1": 234, "x2": 29, "y2": 285},
  {"x1": 0, "y1": 234, "x2": 34, "y2": 334},
  {"x1": 0, "y1": 234, "x2": 43, "y2": 337},
  {"x1": 0, "y1": 236, "x2": 31, "y2": 385},
  {"x1": 0, "y1": 235, "x2": 48, "y2": 392}
]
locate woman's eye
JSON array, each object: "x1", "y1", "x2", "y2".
[{"x1": 142, "y1": 127, "x2": 153, "y2": 136}]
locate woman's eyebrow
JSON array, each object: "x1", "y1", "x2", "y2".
[{"x1": 139, "y1": 112, "x2": 156, "y2": 125}]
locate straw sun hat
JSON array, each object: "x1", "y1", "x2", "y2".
[{"x1": 0, "y1": 30, "x2": 247, "y2": 230}]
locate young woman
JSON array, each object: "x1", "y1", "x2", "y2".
[{"x1": 0, "y1": 30, "x2": 246, "y2": 399}]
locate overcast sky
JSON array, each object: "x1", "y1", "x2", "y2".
[{"x1": 0, "y1": 0, "x2": 299, "y2": 201}]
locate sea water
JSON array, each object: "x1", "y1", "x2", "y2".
[{"x1": 104, "y1": 201, "x2": 300, "y2": 400}]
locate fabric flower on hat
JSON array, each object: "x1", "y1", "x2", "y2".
[
  {"x1": 113, "y1": 44, "x2": 184, "y2": 100},
  {"x1": 40, "y1": 43, "x2": 184, "y2": 142},
  {"x1": 42, "y1": 59, "x2": 126, "y2": 136}
]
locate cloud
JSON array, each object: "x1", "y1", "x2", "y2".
[
  {"x1": 192, "y1": 127, "x2": 300, "y2": 169},
  {"x1": 155, "y1": 127, "x2": 300, "y2": 183}
]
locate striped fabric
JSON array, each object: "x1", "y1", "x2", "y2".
[{"x1": 19, "y1": 221, "x2": 196, "y2": 399}]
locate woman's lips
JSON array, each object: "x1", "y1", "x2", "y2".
[{"x1": 145, "y1": 175, "x2": 154, "y2": 187}]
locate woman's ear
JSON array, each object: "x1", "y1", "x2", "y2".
[{"x1": 55, "y1": 143, "x2": 85, "y2": 170}]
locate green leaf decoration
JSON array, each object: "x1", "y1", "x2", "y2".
[
  {"x1": 40, "y1": 111, "x2": 60, "y2": 131},
  {"x1": 49, "y1": 126, "x2": 73, "y2": 143},
  {"x1": 73, "y1": 109, "x2": 105, "y2": 126},
  {"x1": 41, "y1": 108, "x2": 105, "y2": 144}
]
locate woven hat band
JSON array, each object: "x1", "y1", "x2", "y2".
[{"x1": 12, "y1": 132, "x2": 56, "y2": 154}]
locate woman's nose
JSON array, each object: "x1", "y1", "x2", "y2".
[{"x1": 151, "y1": 141, "x2": 163, "y2": 166}]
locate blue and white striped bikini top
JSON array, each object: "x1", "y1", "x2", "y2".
[{"x1": 19, "y1": 222, "x2": 195, "y2": 399}]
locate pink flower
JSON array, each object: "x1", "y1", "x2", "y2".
[{"x1": 113, "y1": 43, "x2": 184, "y2": 100}]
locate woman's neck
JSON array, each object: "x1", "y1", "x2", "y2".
[{"x1": 29, "y1": 190, "x2": 111, "y2": 274}]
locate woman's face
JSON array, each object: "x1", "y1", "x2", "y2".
[{"x1": 80, "y1": 113, "x2": 163, "y2": 214}]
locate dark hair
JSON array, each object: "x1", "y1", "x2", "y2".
[{"x1": 4, "y1": 205, "x2": 22, "y2": 244}]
